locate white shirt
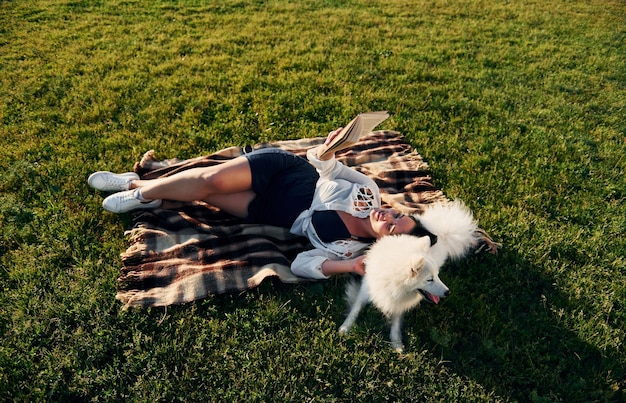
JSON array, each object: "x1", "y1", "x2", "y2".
[{"x1": 289, "y1": 147, "x2": 381, "y2": 279}]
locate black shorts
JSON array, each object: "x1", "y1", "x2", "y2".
[{"x1": 244, "y1": 148, "x2": 319, "y2": 228}]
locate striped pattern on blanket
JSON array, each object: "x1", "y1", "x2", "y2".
[{"x1": 117, "y1": 131, "x2": 447, "y2": 308}]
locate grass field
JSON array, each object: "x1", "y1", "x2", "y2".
[{"x1": 1, "y1": 0, "x2": 625, "y2": 401}]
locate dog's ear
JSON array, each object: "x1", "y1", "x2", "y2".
[
  {"x1": 410, "y1": 256, "x2": 426, "y2": 277},
  {"x1": 414, "y1": 236, "x2": 431, "y2": 251}
]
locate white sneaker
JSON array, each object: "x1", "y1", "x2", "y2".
[
  {"x1": 88, "y1": 171, "x2": 139, "y2": 192},
  {"x1": 102, "y1": 190, "x2": 162, "y2": 213}
]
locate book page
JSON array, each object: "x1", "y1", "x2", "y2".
[
  {"x1": 317, "y1": 111, "x2": 389, "y2": 159},
  {"x1": 352, "y1": 111, "x2": 389, "y2": 138}
]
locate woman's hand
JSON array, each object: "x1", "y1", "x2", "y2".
[
  {"x1": 351, "y1": 255, "x2": 366, "y2": 276},
  {"x1": 324, "y1": 127, "x2": 344, "y2": 146},
  {"x1": 318, "y1": 127, "x2": 344, "y2": 161}
]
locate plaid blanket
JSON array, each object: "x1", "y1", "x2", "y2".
[{"x1": 116, "y1": 130, "x2": 493, "y2": 308}]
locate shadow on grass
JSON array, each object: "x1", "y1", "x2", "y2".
[
  {"x1": 214, "y1": 249, "x2": 625, "y2": 401},
  {"x1": 401, "y1": 248, "x2": 625, "y2": 402}
]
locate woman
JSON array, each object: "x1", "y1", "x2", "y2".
[{"x1": 88, "y1": 129, "x2": 422, "y2": 279}]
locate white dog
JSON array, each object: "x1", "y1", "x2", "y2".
[{"x1": 339, "y1": 200, "x2": 481, "y2": 352}]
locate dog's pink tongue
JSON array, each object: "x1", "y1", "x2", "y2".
[{"x1": 431, "y1": 295, "x2": 440, "y2": 304}]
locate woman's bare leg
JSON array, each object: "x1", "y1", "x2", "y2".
[
  {"x1": 203, "y1": 191, "x2": 256, "y2": 218},
  {"x1": 97, "y1": 156, "x2": 258, "y2": 215},
  {"x1": 129, "y1": 156, "x2": 254, "y2": 202},
  {"x1": 124, "y1": 156, "x2": 256, "y2": 217}
]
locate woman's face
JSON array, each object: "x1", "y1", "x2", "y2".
[{"x1": 369, "y1": 208, "x2": 416, "y2": 238}]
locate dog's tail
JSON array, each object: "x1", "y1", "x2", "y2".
[
  {"x1": 418, "y1": 200, "x2": 482, "y2": 261},
  {"x1": 344, "y1": 277, "x2": 361, "y2": 307}
]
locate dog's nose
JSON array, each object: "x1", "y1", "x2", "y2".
[{"x1": 444, "y1": 290, "x2": 450, "y2": 297}]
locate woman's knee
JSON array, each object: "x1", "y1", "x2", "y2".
[
  {"x1": 198, "y1": 159, "x2": 252, "y2": 194},
  {"x1": 200, "y1": 170, "x2": 231, "y2": 192}
]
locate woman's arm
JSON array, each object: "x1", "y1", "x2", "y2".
[
  {"x1": 291, "y1": 249, "x2": 366, "y2": 279},
  {"x1": 307, "y1": 147, "x2": 377, "y2": 189},
  {"x1": 321, "y1": 255, "x2": 366, "y2": 276},
  {"x1": 307, "y1": 128, "x2": 373, "y2": 181}
]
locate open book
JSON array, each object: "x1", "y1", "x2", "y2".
[{"x1": 316, "y1": 111, "x2": 389, "y2": 159}]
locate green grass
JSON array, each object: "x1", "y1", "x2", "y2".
[{"x1": 1, "y1": 0, "x2": 624, "y2": 401}]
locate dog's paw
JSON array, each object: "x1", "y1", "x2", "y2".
[
  {"x1": 338, "y1": 325, "x2": 350, "y2": 334},
  {"x1": 391, "y1": 342, "x2": 405, "y2": 353}
]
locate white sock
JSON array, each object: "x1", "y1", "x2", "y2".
[{"x1": 134, "y1": 189, "x2": 150, "y2": 202}]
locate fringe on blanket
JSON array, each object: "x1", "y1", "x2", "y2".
[{"x1": 115, "y1": 130, "x2": 499, "y2": 308}]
